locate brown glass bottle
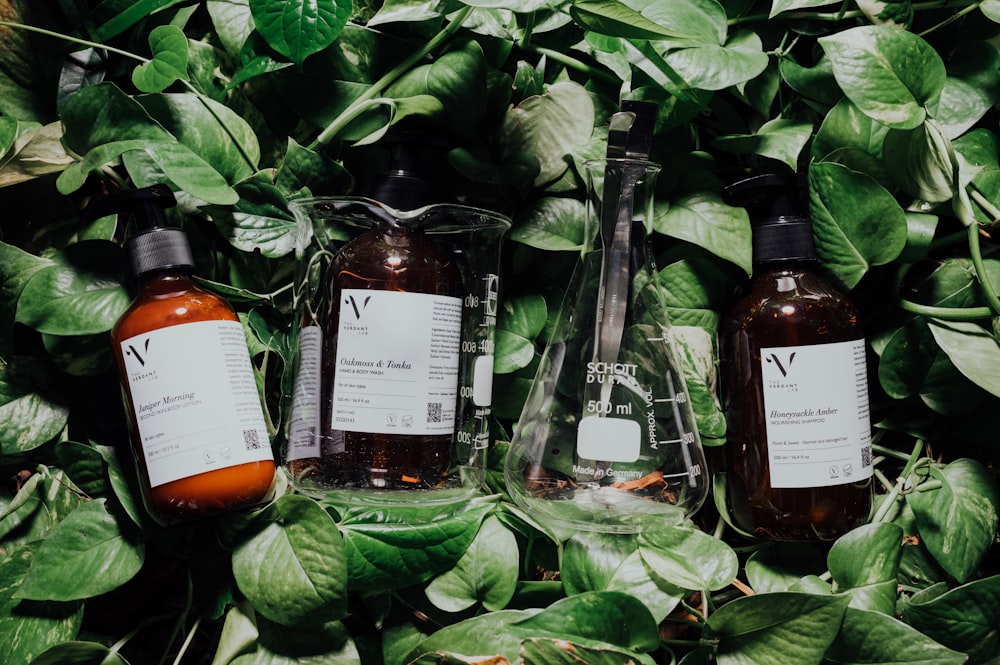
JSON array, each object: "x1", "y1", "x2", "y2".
[
  {"x1": 113, "y1": 270, "x2": 276, "y2": 524},
  {"x1": 314, "y1": 222, "x2": 462, "y2": 490},
  {"x1": 106, "y1": 186, "x2": 274, "y2": 526},
  {"x1": 720, "y1": 174, "x2": 872, "y2": 541}
]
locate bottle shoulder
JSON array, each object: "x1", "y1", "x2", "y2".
[
  {"x1": 723, "y1": 267, "x2": 862, "y2": 343},
  {"x1": 113, "y1": 274, "x2": 238, "y2": 341}
]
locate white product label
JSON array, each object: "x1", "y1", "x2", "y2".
[
  {"x1": 332, "y1": 289, "x2": 461, "y2": 436},
  {"x1": 760, "y1": 339, "x2": 873, "y2": 489},
  {"x1": 577, "y1": 415, "x2": 641, "y2": 463},
  {"x1": 120, "y1": 320, "x2": 272, "y2": 487},
  {"x1": 286, "y1": 325, "x2": 322, "y2": 461}
]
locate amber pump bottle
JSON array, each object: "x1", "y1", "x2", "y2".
[
  {"x1": 103, "y1": 185, "x2": 275, "y2": 525},
  {"x1": 313, "y1": 143, "x2": 463, "y2": 490},
  {"x1": 720, "y1": 173, "x2": 873, "y2": 541}
]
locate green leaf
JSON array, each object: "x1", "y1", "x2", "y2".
[
  {"x1": 819, "y1": 26, "x2": 945, "y2": 130},
  {"x1": 385, "y1": 41, "x2": 487, "y2": 140},
  {"x1": 0, "y1": 357, "x2": 70, "y2": 453},
  {"x1": 878, "y1": 317, "x2": 985, "y2": 413},
  {"x1": 144, "y1": 141, "x2": 240, "y2": 205},
  {"x1": 132, "y1": 25, "x2": 189, "y2": 93},
  {"x1": 60, "y1": 83, "x2": 170, "y2": 156},
  {"x1": 901, "y1": 575, "x2": 1000, "y2": 663},
  {"x1": 510, "y1": 197, "x2": 588, "y2": 251},
  {"x1": 92, "y1": 0, "x2": 189, "y2": 40},
  {"x1": 705, "y1": 592, "x2": 849, "y2": 665},
  {"x1": 937, "y1": 41, "x2": 1000, "y2": 139},
  {"x1": 234, "y1": 615, "x2": 360, "y2": 663},
  {"x1": 494, "y1": 293, "x2": 547, "y2": 375},
  {"x1": 605, "y1": 550, "x2": 685, "y2": 623},
  {"x1": 137, "y1": 92, "x2": 261, "y2": 183},
  {"x1": 0, "y1": 122, "x2": 74, "y2": 188},
  {"x1": 828, "y1": 523, "x2": 902, "y2": 613},
  {"x1": 406, "y1": 609, "x2": 535, "y2": 663},
  {"x1": 232, "y1": 494, "x2": 347, "y2": 625},
  {"x1": 0, "y1": 241, "x2": 54, "y2": 356},
  {"x1": 499, "y1": 81, "x2": 595, "y2": 187},
  {"x1": 569, "y1": 0, "x2": 705, "y2": 41},
  {"x1": 745, "y1": 542, "x2": 828, "y2": 593},
  {"x1": 882, "y1": 119, "x2": 957, "y2": 203},
  {"x1": 425, "y1": 515, "x2": 519, "y2": 612},
  {"x1": 638, "y1": 524, "x2": 738, "y2": 591},
  {"x1": 770, "y1": 0, "x2": 839, "y2": 17},
  {"x1": 653, "y1": 191, "x2": 752, "y2": 274},
  {"x1": 0, "y1": 547, "x2": 83, "y2": 665},
  {"x1": 205, "y1": 178, "x2": 295, "y2": 257},
  {"x1": 250, "y1": 0, "x2": 350, "y2": 65},
  {"x1": 926, "y1": 318, "x2": 1000, "y2": 398},
  {"x1": 520, "y1": 637, "x2": 658, "y2": 665},
  {"x1": 27, "y1": 641, "x2": 130, "y2": 665},
  {"x1": 712, "y1": 119, "x2": 814, "y2": 170},
  {"x1": 339, "y1": 497, "x2": 494, "y2": 591},
  {"x1": 657, "y1": 29, "x2": 769, "y2": 93},
  {"x1": 905, "y1": 458, "x2": 1000, "y2": 583},
  {"x1": 15, "y1": 500, "x2": 143, "y2": 601},
  {"x1": 808, "y1": 161, "x2": 908, "y2": 289},
  {"x1": 824, "y1": 607, "x2": 966, "y2": 665},
  {"x1": 828, "y1": 523, "x2": 903, "y2": 589},
  {"x1": 14, "y1": 240, "x2": 129, "y2": 336},
  {"x1": 514, "y1": 591, "x2": 661, "y2": 652},
  {"x1": 562, "y1": 531, "x2": 639, "y2": 595}
]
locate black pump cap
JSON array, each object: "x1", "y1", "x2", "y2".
[
  {"x1": 84, "y1": 185, "x2": 195, "y2": 278},
  {"x1": 368, "y1": 135, "x2": 448, "y2": 210},
  {"x1": 724, "y1": 172, "x2": 816, "y2": 264}
]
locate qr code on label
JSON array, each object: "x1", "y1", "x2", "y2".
[
  {"x1": 243, "y1": 429, "x2": 261, "y2": 450},
  {"x1": 861, "y1": 444, "x2": 872, "y2": 468},
  {"x1": 427, "y1": 402, "x2": 443, "y2": 423}
]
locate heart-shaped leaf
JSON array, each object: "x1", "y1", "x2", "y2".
[
  {"x1": 819, "y1": 25, "x2": 945, "y2": 130},
  {"x1": 250, "y1": 0, "x2": 350, "y2": 65},
  {"x1": 15, "y1": 499, "x2": 143, "y2": 601},
  {"x1": 906, "y1": 458, "x2": 1000, "y2": 582},
  {"x1": 132, "y1": 25, "x2": 189, "y2": 93},
  {"x1": 232, "y1": 494, "x2": 347, "y2": 625}
]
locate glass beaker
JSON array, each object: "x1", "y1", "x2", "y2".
[
  {"x1": 504, "y1": 159, "x2": 708, "y2": 533},
  {"x1": 284, "y1": 197, "x2": 510, "y2": 509}
]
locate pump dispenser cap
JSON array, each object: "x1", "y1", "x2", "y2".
[
  {"x1": 85, "y1": 185, "x2": 195, "y2": 278},
  {"x1": 368, "y1": 134, "x2": 450, "y2": 210},
  {"x1": 724, "y1": 172, "x2": 816, "y2": 264}
]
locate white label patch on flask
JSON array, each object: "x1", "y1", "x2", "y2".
[
  {"x1": 577, "y1": 416, "x2": 641, "y2": 463},
  {"x1": 760, "y1": 338, "x2": 873, "y2": 489},
  {"x1": 332, "y1": 289, "x2": 461, "y2": 436},
  {"x1": 120, "y1": 320, "x2": 272, "y2": 487}
]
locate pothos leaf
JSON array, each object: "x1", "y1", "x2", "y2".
[
  {"x1": 250, "y1": 0, "x2": 351, "y2": 65},
  {"x1": 132, "y1": 25, "x2": 189, "y2": 93},
  {"x1": 14, "y1": 500, "x2": 144, "y2": 602},
  {"x1": 906, "y1": 458, "x2": 1000, "y2": 583},
  {"x1": 819, "y1": 25, "x2": 945, "y2": 130}
]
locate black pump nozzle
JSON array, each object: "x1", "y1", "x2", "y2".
[
  {"x1": 83, "y1": 184, "x2": 195, "y2": 279},
  {"x1": 724, "y1": 172, "x2": 815, "y2": 264}
]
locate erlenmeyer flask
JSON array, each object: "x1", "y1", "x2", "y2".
[{"x1": 504, "y1": 157, "x2": 709, "y2": 533}]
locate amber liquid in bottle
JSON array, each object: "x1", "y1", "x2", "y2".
[
  {"x1": 112, "y1": 271, "x2": 275, "y2": 525},
  {"x1": 720, "y1": 264, "x2": 873, "y2": 540},
  {"x1": 312, "y1": 224, "x2": 462, "y2": 490}
]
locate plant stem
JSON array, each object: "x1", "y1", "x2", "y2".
[
  {"x1": 727, "y1": 0, "x2": 980, "y2": 25},
  {"x1": 893, "y1": 263, "x2": 994, "y2": 321},
  {"x1": 0, "y1": 20, "x2": 148, "y2": 63},
  {"x1": 172, "y1": 617, "x2": 202, "y2": 665},
  {"x1": 967, "y1": 221, "x2": 1000, "y2": 315},
  {"x1": 308, "y1": 6, "x2": 473, "y2": 149},
  {"x1": 531, "y1": 47, "x2": 620, "y2": 85},
  {"x1": 870, "y1": 439, "x2": 925, "y2": 524}
]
